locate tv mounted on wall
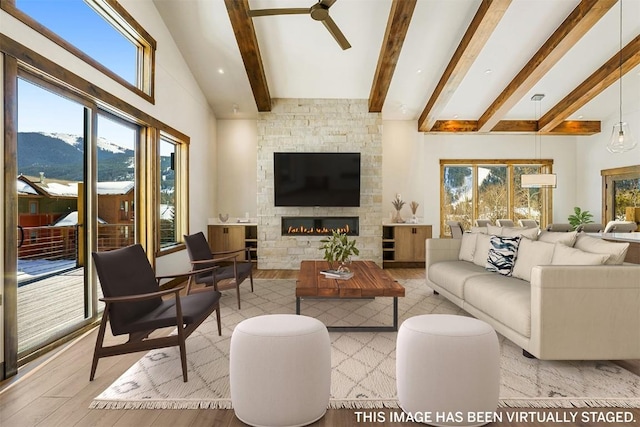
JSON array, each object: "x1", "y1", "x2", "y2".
[{"x1": 274, "y1": 152, "x2": 361, "y2": 207}]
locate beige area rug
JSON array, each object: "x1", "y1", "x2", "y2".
[{"x1": 91, "y1": 279, "x2": 640, "y2": 409}]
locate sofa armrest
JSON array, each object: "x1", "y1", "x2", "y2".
[
  {"x1": 425, "y1": 238, "x2": 461, "y2": 269},
  {"x1": 529, "y1": 265, "x2": 640, "y2": 359}
]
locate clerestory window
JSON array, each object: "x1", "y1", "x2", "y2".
[{"x1": 2, "y1": 0, "x2": 156, "y2": 101}]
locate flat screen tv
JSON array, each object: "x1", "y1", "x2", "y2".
[{"x1": 274, "y1": 152, "x2": 361, "y2": 207}]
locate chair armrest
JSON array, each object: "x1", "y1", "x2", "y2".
[
  {"x1": 99, "y1": 286, "x2": 184, "y2": 304},
  {"x1": 191, "y1": 254, "x2": 239, "y2": 264},
  {"x1": 156, "y1": 265, "x2": 219, "y2": 281},
  {"x1": 210, "y1": 248, "x2": 246, "y2": 257}
]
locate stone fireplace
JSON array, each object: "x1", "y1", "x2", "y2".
[
  {"x1": 281, "y1": 217, "x2": 359, "y2": 236},
  {"x1": 256, "y1": 98, "x2": 383, "y2": 269}
]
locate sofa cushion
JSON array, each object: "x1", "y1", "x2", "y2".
[
  {"x1": 488, "y1": 224, "x2": 539, "y2": 240},
  {"x1": 573, "y1": 234, "x2": 629, "y2": 265},
  {"x1": 551, "y1": 243, "x2": 609, "y2": 265},
  {"x1": 472, "y1": 233, "x2": 493, "y2": 267},
  {"x1": 464, "y1": 274, "x2": 532, "y2": 338},
  {"x1": 428, "y1": 260, "x2": 493, "y2": 299},
  {"x1": 502, "y1": 226, "x2": 539, "y2": 240},
  {"x1": 485, "y1": 235, "x2": 520, "y2": 276},
  {"x1": 512, "y1": 238, "x2": 555, "y2": 282},
  {"x1": 537, "y1": 230, "x2": 578, "y2": 246},
  {"x1": 458, "y1": 232, "x2": 477, "y2": 262}
]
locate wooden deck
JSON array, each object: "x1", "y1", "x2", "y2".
[{"x1": 17, "y1": 268, "x2": 103, "y2": 354}]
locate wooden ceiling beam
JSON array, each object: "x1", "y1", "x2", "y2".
[
  {"x1": 417, "y1": 0, "x2": 512, "y2": 132},
  {"x1": 539, "y1": 34, "x2": 640, "y2": 132},
  {"x1": 477, "y1": 0, "x2": 617, "y2": 132},
  {"x1": 430, "y1": 120, "x2": 600, "y2": 135},
  {"x1": 368, "y1": 0, "x2": 417, "y2": 112},
  {"x1": 225, "y1": 0, "x2": 271, "y2": 111}
]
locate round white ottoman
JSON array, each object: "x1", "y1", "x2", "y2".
[
  {"x1": 396, "y1": 314, "x2": 500, "y2": 427},
  {"x1": 230, "y1": 314, "x2": 331, "y2": 427}
]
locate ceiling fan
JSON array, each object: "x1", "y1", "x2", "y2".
[{"x1": 248, "y1": 0, "x2": 352, "y2": 50}]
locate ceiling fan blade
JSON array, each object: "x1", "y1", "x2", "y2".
[
  {"x1": 321, "y1": 15, "x2": 351, "y2": 50},
  {"x1": 248, "y1": 8, "x2": 309, "y2": 17},
  {"x1": 319, "y1": 0, "x2": 337, "y2": 7}
]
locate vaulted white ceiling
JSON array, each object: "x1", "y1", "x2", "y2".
[{"x1": 153, "y1": 0, "x2": 640, "y2": 134}]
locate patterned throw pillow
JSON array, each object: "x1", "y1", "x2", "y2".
[{"x1": 486, "y1": 235, "x2": 521, "y2": 276}]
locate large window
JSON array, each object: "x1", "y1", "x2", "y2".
[
  {"x1": 441, "y1": 160, "x2": 553, "y2": 236},
  {"x1": 2, "y1": 0, "x2": 156, "y2": 100},
  {"x1": 602, "y1": 165, "x2": 640, "y2": 222}
]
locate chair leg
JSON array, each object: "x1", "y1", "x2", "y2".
[
  {"x1": 236, "y1": 282, "x2": 241, "y2": 310},
  {"x1": 178, "y1": 330, "x2": 188, "y2": 382},
  {"x1": 215, "y1": 303, "x2": 222, "y2": 336},
  {"x1": 249, "y1": 270, "x2": 254, "y2": 292},
  {"x1": 90, "y1": 313, "x2": 109, "y2": 381}
]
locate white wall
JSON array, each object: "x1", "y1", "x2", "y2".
[
  {"x1": 216, "y1": 120, "x2": 258, "y2": 221},
  {"x1": 382, "y1": 120, "x2": 426, "y2": 222}
]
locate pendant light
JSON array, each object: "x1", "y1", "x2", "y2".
[
  {"x1": 521, "y1": 94, "x2": 557, "y2": 188},
  {"x1": 606, "y1": 0, "x2": 636, "y2": 153}
]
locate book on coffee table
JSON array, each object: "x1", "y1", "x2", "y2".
[{"x1": 320, "y1": 270, "x2": 354, "y2": 280}]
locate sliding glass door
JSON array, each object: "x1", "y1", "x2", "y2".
[{"x1": 16, "y1": 78, "x2": 91, "y2": 358}]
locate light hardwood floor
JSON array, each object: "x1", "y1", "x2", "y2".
[{"x1": 1, "y1": 268, "x2": 639, "y2": 426}]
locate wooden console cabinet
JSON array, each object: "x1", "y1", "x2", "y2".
[
  {"x1": 382, "y1": 224, "x2": 432, "y2": 267},
  {"x1": 207, "y1": 224, "x2": 258, "y2": 263}
]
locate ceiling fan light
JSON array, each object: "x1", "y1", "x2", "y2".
[{"x1": 606, "y1": 122, "x2": 637, "y2": 153}]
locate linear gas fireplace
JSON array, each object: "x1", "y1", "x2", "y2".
[{"x1": 282, "y1": 216, "x2": 359, "y2": 236}]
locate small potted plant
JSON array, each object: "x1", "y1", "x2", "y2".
[
  {"x1": 320, "y1": 230, "x2": 359, "y2": 272},
  {"x1": 392, "y1": 194, "x2": 406, "y2": 223},
  {"x1": 568, "y1": 207, "x2": 593, "y2": 230}
]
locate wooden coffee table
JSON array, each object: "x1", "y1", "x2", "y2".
[{"x1": 296, "y1": 260, "x2": 405, "y2": 332}]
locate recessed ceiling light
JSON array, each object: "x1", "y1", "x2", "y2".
[
  {"x1": 484, "y1": 69, "x2": 493, "y2": 74},
  {"x1": 578, "y1": 115, "x2": 584, "y2": 119},
  {"x1": 416, "y1": 69, "x2": 422, "y2": 74},
  {"x1": 453, "y1": 114, "x2": 459, "y2": 119},
  {"x1": 218, "y1": 68, "x2": 225, "y2": 74}
]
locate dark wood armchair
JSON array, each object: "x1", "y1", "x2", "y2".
[
  {"x1": 183, "y1": 232, "x2": 254, "y2": 309},
  {"x1": 90, "y1": 244, "x2": 222, "y2": 382}
]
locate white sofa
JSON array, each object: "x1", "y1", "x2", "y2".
[{"x1": 426, "y1": 229, "x2": 640, "y2": 360}]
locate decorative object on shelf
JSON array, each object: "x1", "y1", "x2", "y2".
[
  {"x1": 568, "y1": 206, "x2": 594, "y2": 230},
  {"x1": 319, "y1": 230, "x2": 359, "y2": 273},
  {"x1": 409, "y1": 201, "x2": 419, "y2": 224},
  {"x1": 392, "y1": 194, "x2": 406, "y2": 223},
  {"x1": 521, "y1": 94, "x2": 557, "y2": 188},
  {"x1": 607, "y1": 0, "x2": 636, "y2": 153},
  {"x1": 218, "y1": 213, "x2": 229, "y2": 223}
]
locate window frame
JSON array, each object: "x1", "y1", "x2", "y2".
[
  {"x1": 0, "y1": 0, "x2": 156, "y2": 102},
  {"x1": 440, "y1": 159, "x2": 553, "y2": 237},
  {"x1": 601, "y1": 165, "x2": 640, "y2": 223},
  {"x1": 156, "y1": 131, "x2": 188, "y2": 255}
]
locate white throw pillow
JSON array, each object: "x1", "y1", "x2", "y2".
[
  {"x1": 538, "y1": 230, "x2": 578, "y2": 246},
  {"x1": 501, "y1": 226, "x2": 539, "y2": 240},
  {"x1": 470, "y1": 226, "x2": 488, "y2": 234},
  {"x1": 473, "y1": 233, "x2": 493, "y2": 267},
  {"x1": 573, "y1": 234, "x2": 630, "y2": 265},
  {"x1": 512, "y1": 239, "x2": 555, "y2": 282},
  {"x1": 551, "y1": 243, "x2": 609, "y2": 265},
  {"x1": 486, "y1": 224, "x2": 502, "y2": 236},
  {"x1": 458, "y1": 232, "x2": 477, "y2": 262}
]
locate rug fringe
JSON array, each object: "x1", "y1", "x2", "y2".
[
  {"x1": 89, "y1": 399, "x2": 233, "y2": 410},
  {"x1": 328, "y1": 399, "x2": 400, "y2": 409},
  {"x1": 499, "y1": 398, "x2": 640, "y2": 408}
]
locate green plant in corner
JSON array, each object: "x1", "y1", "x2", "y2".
[
  {"x1": 320, "y1": 230, "x2": 359, "y2": 271},
  {"x1": 568, "y1": 207, "x2": 594, "y2": 230}
]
